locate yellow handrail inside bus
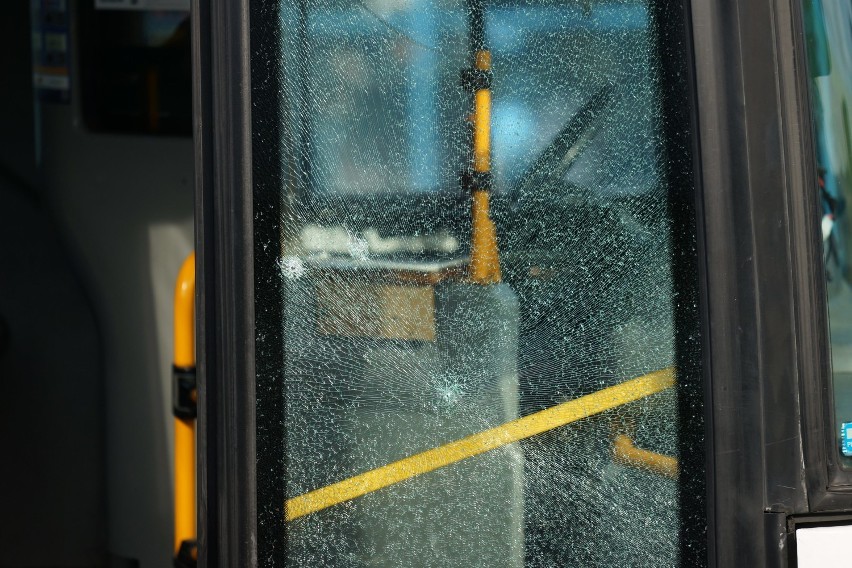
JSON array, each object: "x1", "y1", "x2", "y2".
[
  {"x1": 612, "y1": 434, "x2": 679, "y2": 479},
  {"x1": 174, "y1": 252, "x2": 195, "y2": 369},
  {"x1": 173, "y1": 252, "x2": 196, "y2": 559},
  {"x1": 286, "y1": 367, "x2": 675, "y2": 521},
  {"x1": 469, "y1": 49, "x2": 502, "y2": 284}
]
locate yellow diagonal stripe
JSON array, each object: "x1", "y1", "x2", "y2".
[{"x1": 286, "y1": 367, "x2": 675, "y2": 521}]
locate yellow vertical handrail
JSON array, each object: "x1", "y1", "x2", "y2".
[
  {"x1": 173, "y1": 253, "x2": 196, "y2": 563},
  {"x1": 468, "y1": 49, "x2": 502, "y2": 285}
]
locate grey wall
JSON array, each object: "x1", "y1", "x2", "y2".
[
  {"x1": 0, "y1": 2, "x2": 195, "y2": 566},
  {"x1": 40, "y1": 100, "x2": 194, "y2": 566},
  {"x1": 0, "y1": 2, "x2": 35, "y2": 189},
  {"x1": 0, "y1": 0, "x2": 36, "y2": 186},
  {"x1": 0, "y1": 2, "x2": 105, "y2": 566},
  {"x1": 0, "y1": 176, "x2": 104, "y2": 567}
]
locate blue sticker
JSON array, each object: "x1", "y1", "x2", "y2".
[{"x1": 841, "y1": 422, "x2": 852, "y2": 457}]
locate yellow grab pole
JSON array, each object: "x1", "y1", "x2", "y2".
[
  {"x1": 286, "y1": 367, "x2": 675, "y2": 521},
  {"x1": 173, "y1": 253, "x2": 196, "y2": 561},
  {"x1": 469, "y1": 49, "x2": 502, "y2": 284},
  {"x1": 174, "y1": 417, "x2": 196, "y2": 555},
  {"x1": 174, "y1": 252, "x2": 195, "y2": 370},
  {"x1": 472, "y1": 52, "x2": 492, "y2": 173}
]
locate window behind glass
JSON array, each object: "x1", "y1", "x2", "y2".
[{"x1": 801, "y1": 0, "x2": 852, "y2": 472}]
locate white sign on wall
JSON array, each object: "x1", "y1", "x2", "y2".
[{"x1": 797, "y1": 524, "x2": 852, "y2": 567}]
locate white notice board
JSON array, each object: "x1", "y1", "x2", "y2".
[{"x1": 796, "y1": 524, "x2": 852, "y2": 567}]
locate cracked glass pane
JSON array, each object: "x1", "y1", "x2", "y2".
[{"x1": 256, "y1": 0, "x2": 704, "y2": 565}]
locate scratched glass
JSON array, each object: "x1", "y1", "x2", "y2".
[{"x1": 258, "y1": 0, "x2": 704, "y2": 565}]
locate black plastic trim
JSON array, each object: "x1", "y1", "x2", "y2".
[
  {"x1": 174, "y1": 539, "x2": 198, "y2": 568},
  {"x1": 459, "y1": 68, "x2": 492, "y2": 91},
  {"x1": 173, "y1": 366, "x2": 198, "y2": 420},
  {"x1": 688, "y1": 0, "x2": 824, "y2": 564},
  {"x1": 651, "y1": 0, "x2": 709, "y2": 564},
  {"x1": 251, "y1": 0, "x2": 288, "y2": 565},
  {"x1": 192, "y1": 0, "x2": 256, "y2": 565}
]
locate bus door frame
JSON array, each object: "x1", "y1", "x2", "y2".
[
  {"x1": 191, "y1": 0, "x2": 852, "y2": 566},
  {"x1": 693, "y1": 0, "x2": 852, "y2": 565},
  {"x1": 192, "y1": 0, "x2": 259, "y2": 565}
]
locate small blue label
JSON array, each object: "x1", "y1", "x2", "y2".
[{"x1": 841, "y1": 422, "x2": 852, "y2": 457}]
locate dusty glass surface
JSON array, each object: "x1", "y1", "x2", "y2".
[
  {"x1": 801, "y1": 0, "x2": 852, "y2": 469},
  {"x1": 259, "y1": 0, "x2": 703, "y2": 565}
]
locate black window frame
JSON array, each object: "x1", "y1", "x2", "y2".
[
  {"x1": 192, "y1": 0, "x2": 257, "y2": 565},
  {"x1": 692, "y1": 0, "x2": 852, "y2": 564}
]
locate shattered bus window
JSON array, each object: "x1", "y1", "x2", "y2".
[{"x1": 258, "y1": 0, "x2": 704, "y2": 565}]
